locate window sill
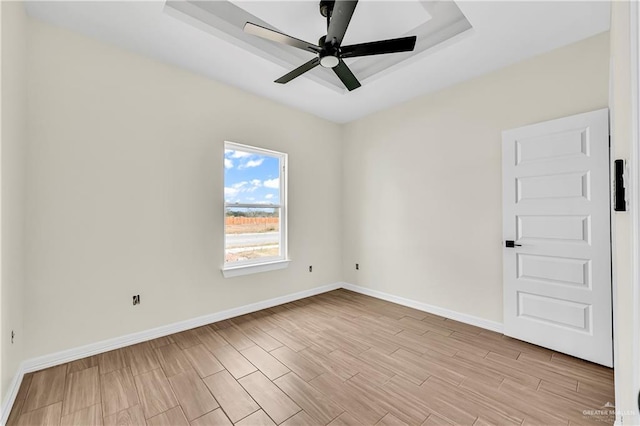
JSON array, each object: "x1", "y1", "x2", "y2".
[{"x1": 222, "y1": 259, "x2": 291, "y2": 278}]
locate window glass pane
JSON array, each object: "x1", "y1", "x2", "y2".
[
  {"x1": 224, "y1": 148, "x2": 280, "y2": 205},
  {"x1": 223, "y1": 142, "x2": 286, "y2": 270},
  {"x1": 225, "y1": 207, "x2": 280, "y2": 263}
]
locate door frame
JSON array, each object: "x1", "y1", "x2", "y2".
[
  {"x1": 631, "y1": 0, "x2": 640, "y2": 423},
  {"x1": 613, "y1": 1, "x2": 640, "y2": 424}
]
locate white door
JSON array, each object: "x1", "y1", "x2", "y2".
[{"x1": 502, "y1": 108, "x2": 612, "y2": 367}]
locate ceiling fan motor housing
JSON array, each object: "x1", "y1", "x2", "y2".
[{"x1": 318, "y1": 35, "x2": 340, "y2": 68}]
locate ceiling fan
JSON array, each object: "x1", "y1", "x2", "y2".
[{"x1": 243, "y1": 0, "x2": 417, "y2": 91}]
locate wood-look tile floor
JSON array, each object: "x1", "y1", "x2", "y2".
[{"x1": 8, "y1": 290, "x2": 615, "y2": 426}]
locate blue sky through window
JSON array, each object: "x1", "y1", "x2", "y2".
[{"x1": 224, "y1": 148, "x2": 280, "y2": 205}]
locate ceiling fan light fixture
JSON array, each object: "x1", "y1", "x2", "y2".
[{"x1": 320, "y1": 54, "x2": 340, "y2": 68}]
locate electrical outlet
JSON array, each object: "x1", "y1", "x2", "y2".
[
  {"x1": 133, "y1": 295, "x2": 140, "y2": 306},
  {"x1": 356, "y1": 263, "x2": 359, "y2": 270},
  {"x1": 309, "y1": 265, "x2": 313, "y2": 272}
]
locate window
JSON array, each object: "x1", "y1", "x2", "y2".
[{"x1": 222, "y1": 142, "x2": 288, "y2": 277}]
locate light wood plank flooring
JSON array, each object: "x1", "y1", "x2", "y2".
[{"x1": 7, "y1": 290, "x2": 615, "y2": 426}]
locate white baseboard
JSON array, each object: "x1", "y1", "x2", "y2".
[
  {"x1": 0, "y1": 364, "x2": 26, "y2": 426},
  {"x1": 341, "y1": 282, "x2": 504, "y2": 333},
  {"x1": 22, "y1": 282, "x2": 341, "y2": 373},
  {"x1": 0, "y1": 282, "x2": 341, "y2": 424},
  {"x1": 1, "y1": 281, "x2": 504, "y2": 424}
]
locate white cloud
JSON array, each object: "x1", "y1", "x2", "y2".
[
  {"x1": 263, "y1": 178, "x2": 279, "y2": 189},
  {"x1": 224, "y1": 186, "x2": 239, "y2": 197},
  {"x1": 240, "y1": 158, "x2": 264, "y2": 169},
  {"x1": 265, "y1": 194, "x2": 274, "y2": 199},
  {"x1": 230, "y1": 150, "x2": 251, "y2": 159},
  {"x1": 245, "y1": 179, "x2": 262, "y2": 192},
  {"x1": 226, "y1": 181, "x2": 262, "y2": 199},
  {"x1": 224, "y1": 158, "x2": 233, "y2": 169},
  {"x1": 225, "y1": 181, "x2": 248, "y2": 197}
]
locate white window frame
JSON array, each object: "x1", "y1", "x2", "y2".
[{"x1": 222, "y1": 141, "x2": 289, "y2": 277}]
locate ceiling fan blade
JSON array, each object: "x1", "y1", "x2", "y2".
[
  {"x1": 326, "y1": 1, "x2": 358, "y2": 46},
  {"x1": 244, "y1": 22, "x2": 320, "y2": 54},
  {"x1": 275, "y1": 58, "x2": 321, "y2": 84},
  {"x1": 333, "y1": 59, "x2": 361, "y2": 91},
  {"x1": 341, "y1": 36, "x2": 417, "y2": 59}
]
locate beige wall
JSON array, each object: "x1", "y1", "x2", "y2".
[
  {"x1": 24, "y1": 20, "x2": 343, "y2": 359},
  {"x1": 609, "y1": 1, "x2": 638, "y2": 423},
  {"x1": 342, "y1": 32, "x2": 610, "y2": 323},
  {"x1": 1, "y1": 1, "x2": 27, "y2": 400}
]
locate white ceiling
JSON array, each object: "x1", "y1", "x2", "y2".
[{"x1": 24, "y1": 1, "x2": 610, "y2": 123}]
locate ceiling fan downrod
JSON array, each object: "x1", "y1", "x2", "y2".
[{"x1": 319, "y1": 0, "x2": 335, "y2": 19}]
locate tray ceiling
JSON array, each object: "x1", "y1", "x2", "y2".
[
  {"x1": 24, "y1": 1, "x2": 611, "y2": 123},
  {"x1": 164, "y1": 0, "x2": 472, "y2": 91}
]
